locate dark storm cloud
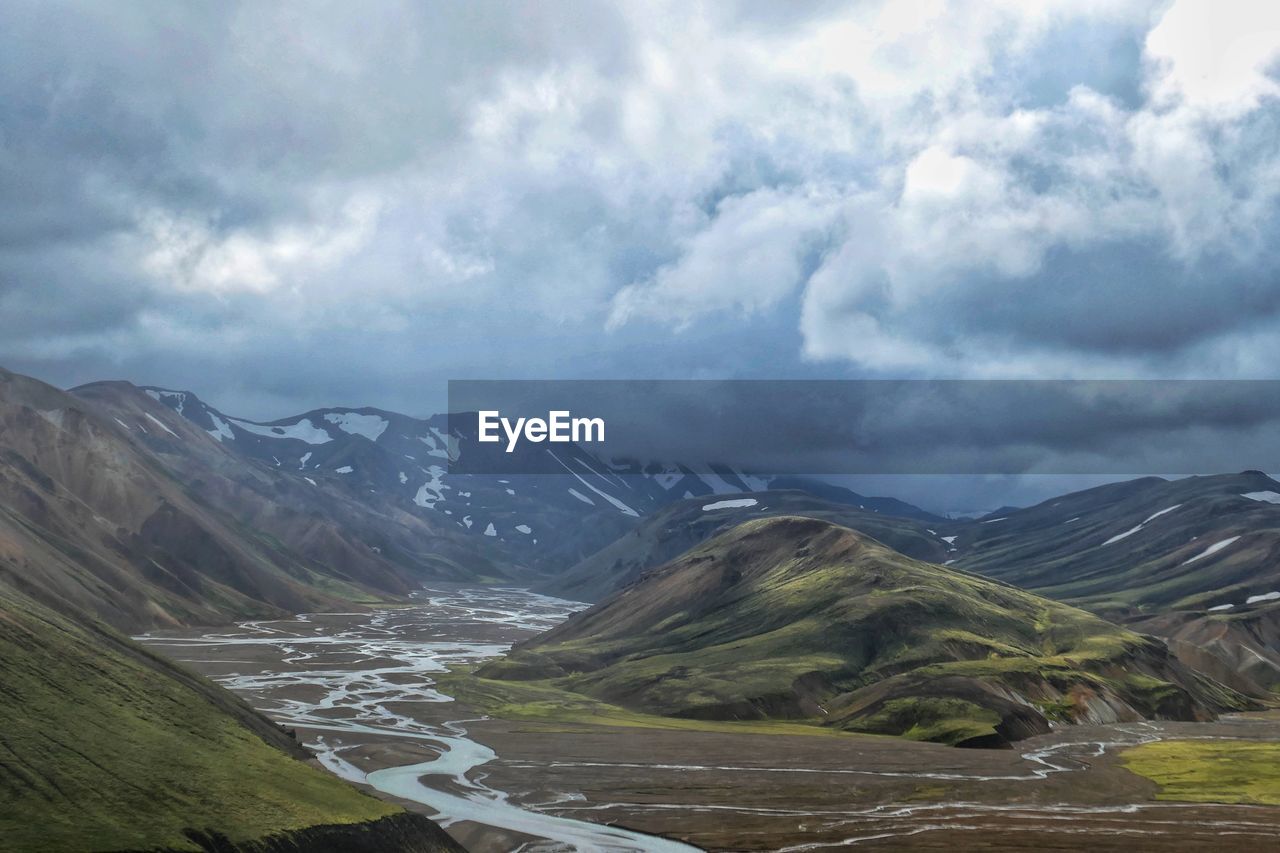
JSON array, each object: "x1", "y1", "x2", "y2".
[{"x1": 3, "y1": 0, "x2": 1280, "y2": 450}]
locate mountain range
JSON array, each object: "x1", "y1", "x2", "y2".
[{"x1": 5, "y1": 363, "x2": 1280, "y2": 848}]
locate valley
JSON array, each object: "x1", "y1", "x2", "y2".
[
  {"x1": 7, "y1": 363, "x2": 1280, "y2": 850},
  {"x1": 141, "y1": 586, "x2": 1280, "y2": 852}
]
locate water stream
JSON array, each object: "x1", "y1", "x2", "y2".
[{"x1": 142, "y1": 587, "x2": 698, "y2": 852}]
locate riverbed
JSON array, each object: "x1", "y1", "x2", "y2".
[{"x1": 140, "y1": 586, "x2": 1280, "y2": 852}]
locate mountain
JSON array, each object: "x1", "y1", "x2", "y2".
[
  {"x1": 0, "y1": 367, "x2": 503, "y2": 632},
  {"x1": 126, "y1": 384, "x2": 942, "y2": 577},
  {"x1": 766, "y1": 476, "x2": 946, "y2": 522},
  {"x1": 538, "y1": 489, "x2": 951, "y2": 602},
  {"x1": 943, "y1": 472, "x2": 1280, "y2": 618},
  {"x1": 1133, "y1": 600, "x2": 1280, "y2": 697},
  {"x1": 75, "y1": 381, "x2": 511, "y2": 593},
  {"x1": 0, "y1": 572, "x2": 462, "y2": 852},
  {"x1": 482, "y1": 516, "x2": 1248, "y2": 747},
  {"x1": 124, "y1": 386, "x2": 689, "y2": 573},
  {"x1": 1, "y1": 369, "x2": 364, "y2": 630}
]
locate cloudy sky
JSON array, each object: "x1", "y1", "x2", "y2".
[{"x1": 4, "y1": 1, "x2": 1280, "y2": 419}]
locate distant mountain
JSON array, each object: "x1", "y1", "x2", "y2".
[
  {"x1": 75, "y1": 381, "x2": 512, "y2": 601},
  {"x1": 121, "y1": 385, "x2": 705, "y2": 572},
  {"x1": 943, "y1": 472, "x2": 1280, "y2": 618},
  {"x1": 767, "y1": 476, "x2": 946, "y2": 522},
  {"x1": 538, "y1": 489, "x2": 950, "y2": 602},
  {"x1": 127, "y1": 383, "x2": 940, "y2": 575},
  {"x1": 483, "y1": 516, "x2": 1248, "y2": 747}
]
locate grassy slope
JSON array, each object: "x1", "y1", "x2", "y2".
[
  {"x1": 483, "y1": 517, "x2": 1248, "y2": 745},
  {"x1": 1122, "y1": 740, "x2": 1280, "y2": 805},
  {"x1": 0, "y1": 586, "x2": 400, "y2": 852},
  {"x1": 436, "y1": 666, "x2": 857, "y2": 738}
]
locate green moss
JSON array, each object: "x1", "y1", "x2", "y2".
[
  {"x1": 0, "y1": 590, "x2": 398, "y2": 852},
  {"x1": 841, "y1": 697, "x2": 1001, "y2": 745},
  {"x1": 436, "y1": 668, "x2": 858, "y2": 738},
  {"x1": 1122, "y1": 740, "x2": 1280, "y2": 805},
  {"x1": 1034, "y1": 697, "x2": 1075, "y2": 723}
]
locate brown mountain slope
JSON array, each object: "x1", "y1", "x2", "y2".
[
  {"x1": 0, "y1": 368, "x2": 494, "y2": 631},
  {"x1": 1134, "y1": 601, "x2": 1280, "y2": 696},
  {"x1": 74, "y1": 380, "x2": 511, "y2": 592}
]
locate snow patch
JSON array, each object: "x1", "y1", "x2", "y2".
[
  {"x1": 1102, "y1": 525, "x2": 1143, "y2": 546},
  {"x1": 1102, "y1": 504, "x2": 1182, "y2": 546},
  {"x1": 650, "y1": 466, "x2": 684, "y2": 490},
  {"x1": 304, "y1": 477, "x2": 317, "y2": 486},
  {"x1": 1208, "y1": 603, "x2": 1234, "y2": 612},
  {"x1": 1142, "y1": 504, "x2": 1182, "y2": 524},
  {"x1": 568, "y1": 488, "x2": 595, "y2": 506},
  {"x1": 418, "y1": 429, "x2": 458, "y2": 460},
  {"x1": 1242, "y1": 491, "x2": 1280, "y2": 504},
  {"x1": 980, "y1": 517, "x2": 1007, "y2": 524},
  {"x1": 143, "y1": 412, "x2": 179, "y2": 438},
  {"x1": 398, "y1": 471, "x2": 408, "y2": 484},
  {"x1": 685, "y1": 464, "x2": 746, "y2": 496},
  {"x1": 206, "y1": 412, "x2": 235, "y2": 442},
  {"x1": 1182, "y1": 536, "x2": 1242, "y2": 565},
  {"x1": 335, "y1": 465, "x2": 354, "y2": 474},
  {"x1": 515, "y1": 524, "x2": 532, "y2": 534},
  {"x1": 701, "y1": 498, "x2": 758, "y2": 511},
  {"x1": 941, "y1": 535, "x2": 958, "y2": 544},
  {"x1": 230, "y1": 417, "x2": 333, "y2": 444},
  {"x1": 1246, "y1": 591, "x2": 1280, "y2": 605},
  {"x1": 483, "y1": 522, "x2": 497, "y2": 537},
  {"x1": 324, "y1": 412, "x2": 389, "y2": 441},
  {"x1": 413, "y1": 465, "x2": 448, "y2": 508},
  {"x1": 546, "y1": 449, "x2": 638, "y2": 516},
  {"x1": 145, "y1": 389, "x2": 187, "y2": 414}
]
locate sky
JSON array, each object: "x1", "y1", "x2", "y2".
[{"x1": 4, "y1": 0, "x2": 1280, "y2": 427}]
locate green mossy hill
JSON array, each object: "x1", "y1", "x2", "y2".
[
  {"x1": 538, "y1": 489, "x2": 949, "y2": 604},
  {"x1": 483, "y1": 516, "x2": 1252, "y2": 747},
  {"x1": 0, "y1": 586, "x2": 462, "y2": 853}
]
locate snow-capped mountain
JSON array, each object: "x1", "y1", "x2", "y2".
[{"x1": 139, "y1": 387, "x2": 791, "y2": 572}]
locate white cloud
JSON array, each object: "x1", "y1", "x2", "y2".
[
  {"x1": 140, "y1": 196, "x2": 379, "y2": 294},
  {"x1": 608, "y1": 186, "x2": 842, "y2": 328},
  {"x1": 1145, "y1": 0, "x2": 1280, "y2": 117}
]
